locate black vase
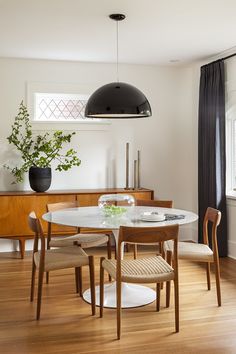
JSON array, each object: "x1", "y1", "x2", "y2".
[{"x1": 29, "y1": 167, "x2": 52, "y2": 192}]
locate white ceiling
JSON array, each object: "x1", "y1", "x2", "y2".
[{"x1": 0, "y1": 0, "x2": 236, "y2": 65}]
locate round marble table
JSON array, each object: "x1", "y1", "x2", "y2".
[{"x1": 43, "y1": 206, "x2": 198, "y2": 308}]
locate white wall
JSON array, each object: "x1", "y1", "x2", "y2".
[{"x1": 0, "y1": 58, "x2": 198, "y2": 251}]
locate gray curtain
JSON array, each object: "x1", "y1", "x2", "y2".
[{"x1": 198, "y1": 60, "x2": 227, "y2": 257}]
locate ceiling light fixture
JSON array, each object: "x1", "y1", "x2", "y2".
[{"x1": 85, "y1": 14, "x2": 152, "y2": 119}]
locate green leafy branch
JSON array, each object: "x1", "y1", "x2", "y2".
[{"x1": 4, "y1": 101, "x2": 81, "y2": 183}]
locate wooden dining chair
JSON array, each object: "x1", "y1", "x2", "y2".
[
  {"x1": 165, "y1": 207, "x2": 222, "y2": 306},
  {"x1": 133, "y1": 199, "x2": 173, "y2": 259},
  {"x1": 46, "y1": 201, "x2": 112, "y2": 287},
  {"x1": 28, "y1": 211, "x2": 96, "y2": 320},
  {"x1": 99, "y1": 224, "x2": 179, "y2": 339}
]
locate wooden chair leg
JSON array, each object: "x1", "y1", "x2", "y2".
[
  {"x1": 174, "y1": 278, "x2": 179, "y2": 332},
  {"x1": 159, "y1": 242, "x2": 164, "y2": 289},
  {"x1": 214, "y1": 257, "x2": 221, "y2": 306},
  {"x1": 166, "y1": 250, "x2": 172, "y2": 307},
  {"x1": 156, "y1": 283, "x2": 161, "y2": 311},
  {"x1": 100, "y1": 257, "x2": 105, "y2": 318},
  {"x1": 30, "y1": 261, "x2": 36, "y2": 302},
  {"x1": 159, "y1": 242, "x2": 164, "y2": 257},
  {"x1": 125, "y1": 243, "x2": 130, "y2": 253},
  {"x1": 46, "y1": 272, "x2": 49, "y2": 284},
  {"x1": 117, "y1": 279, "x2": 122, "y2": 340},
  {"x1": 19, "y1": 238, "x2": 25, "y2": 259},
  {"x1": 75, "y1": 267, "x2": 80, "y2": 294},
  {"x1": 134, "y1": 244, "x2": 137, "y2": 259},
  {"x1": 78, "y1": 267, "x2": 83, "y2": 297},
  {"x1": 206, "y1": 262, "x2": 211, "y2": 290},
  {"x1": 36, "y1": 267, "x2": 44, "y2": 320},
  {"x1": 89, "y1": 256, "x2": 96, "y2": 316},
  {"x1": 107, "y1": 237, "x2": 112, "y2": 282},
  {"x1": 46, "y1": 236, "x2": 50, "y2": 284}
]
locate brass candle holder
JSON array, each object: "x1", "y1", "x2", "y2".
[
  {"x1": 125, "y1": 142, "x2": 132, "y2": 190},
  {"x1": 137, "y1": 150, "x2": 141, "y2": 189},
  {"x1": 134, "y1": 159, "x2": 137, "y2": 189}
]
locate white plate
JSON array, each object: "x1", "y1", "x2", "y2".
[{"x1": 139, "y1": 213, "x2": 166, "y2": 222}]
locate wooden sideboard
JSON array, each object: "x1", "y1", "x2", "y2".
[{"x1": 0, "y1": 188, "x2": 154, "y2": 258}]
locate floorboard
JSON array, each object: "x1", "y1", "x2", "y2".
[{"x1": 0, "y1": 248, "x2": 236, "y2": 354}]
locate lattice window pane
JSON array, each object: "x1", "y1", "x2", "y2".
[{"x1": 34, "y1": 93, "x2": 97, "y2": 122}]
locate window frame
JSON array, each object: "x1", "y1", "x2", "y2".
[
  {"x1": 26, "y1": 81, "x2": 110, "y2": 131},
  {"x1": 226, "y1": 90, "x2": 236, "y2": 193}
]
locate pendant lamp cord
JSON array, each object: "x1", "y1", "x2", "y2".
[{"x1": 116, "y1": 20, "x2": 119, "y2": 82}]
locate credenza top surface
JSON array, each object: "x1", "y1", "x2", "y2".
[{"x1": 0, "y1": 188, "x2": 153, "y2": 197}]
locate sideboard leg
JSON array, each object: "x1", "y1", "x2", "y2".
[{"x1": 19, "y1": 238, "x2": 25, "y2": 259}]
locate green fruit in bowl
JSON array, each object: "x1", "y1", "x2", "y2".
[{"x1": 103, "y1": 205, "x2": 127, "y2": 216}]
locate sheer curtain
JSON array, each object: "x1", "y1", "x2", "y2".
[{"x1": 198, "y1": 60, "x2": 227, "y2": 256}]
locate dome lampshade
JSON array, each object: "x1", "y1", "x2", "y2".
[{"x1": 85, "y1": 82, "x2": 151, "y2": 118}]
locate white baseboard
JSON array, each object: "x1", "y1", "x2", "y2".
[{"x1": 0, "y1": 239, "x2": 34, "y2": 253}]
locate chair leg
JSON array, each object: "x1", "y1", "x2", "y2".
[
  {"x1": 75, "y1": 267, "x2": 81, "y2": 295},
  {"x1": 159, "y1": 242, "x2": 164, "y2": 257},
  {"x1": 206, "y1": 262, "x2": 211, "y2": 290},
  {"x1": 107, "y1": 237, "x2": 112, "y2": 282},
  {"x1": 30, "y1": 261, "x2": 36, "y2": 302},
  {"x1": 166, "y1": 250, "x2": 172, "y2": 307},
  {"x1": 156, "y1": 283, "x2": 161, "y2": 311},
  {"x1": 46, "y1": 236, "x2": 51, "y2": 284},
  {"x1": 174, "y1": 278, "x2": 179, "y2": 332},
  {"x1": 159, "y1": 242, "x2": 164, "y2": 289},
  {"x1": 89, "y1": 256, "x2": 96, "y2": 316},
  {"x1": 100, "y1": 257, "x2": 105, "y2": 318},
  {"x1": 78, "y1": 267, "x2": 83, "y2": 297},
  {"x1": 134, "y1": 244, "x2": 137, "y2": 259},
  {"x1": 214, "y1": 257, "x2": 221, "y2": 306},
  {"x1": 117, "y1": 279, "x2": 122, "y2": 340},
  {"x1": 46, "y1": 272, "x2": 49, "y2": 284},
  {"x1": 125, "y1": 243, "x2": 130, "y2": 253},
  {"x1": 36, "y1": 267, "x2": 44, "y2": 320}
]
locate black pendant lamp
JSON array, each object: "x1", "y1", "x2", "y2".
[{"x1": 85, "y1": 14, "x2": 152, "y2": 119}]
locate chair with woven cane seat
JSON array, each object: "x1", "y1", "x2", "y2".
[
  {"x1": 133, "y1": 199, "x2": 173, "y2": 259},
  {"x1": 165, "y1": 207, "x2": 222, "y2": 306},
  {"x1": 28, "y1": 212, "x2": 95, "y2": 320},
  {"x1": 46, "y1": 201, "x2": 112, "y2": 289},
  {"x1": 99, "y1": 224, "x2": 179, "y2": 339}
]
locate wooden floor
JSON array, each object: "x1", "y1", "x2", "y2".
[{"x1": 0, "y1": 248, "x2": 236, "y2": 354}]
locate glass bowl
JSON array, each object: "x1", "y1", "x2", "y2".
[{"x1": 98, "y1": 194, "x2": 135, "y2": 217}]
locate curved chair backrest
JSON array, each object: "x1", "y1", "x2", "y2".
[
  {"x1": 46, "y1": 201, "x2": 79, "y2": 212},
  {"x1": 116, "y1": 224, "x2": 179, "y2": 280},
  {"x1": 203, "y1": 207, "x2": 221, "y2": 252},
  {"x1": 118, "y1": 224, "x2": 178, "y2": 246},
  {"x1": 28, "y1": 212, "x2": 45, "y2": 262},
  {"x1": 28, "y1": 211, "x2": 41, "y2": 234},
  {"x1": 136, "y1": 199, "x2": 173, "y2": 208},
  {"x1": 46, "y1": 201, "x2": 80, "y2": 238}
]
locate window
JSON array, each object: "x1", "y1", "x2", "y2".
[
  {"x1": 26, "y1": 82, "x2": 110, "y2": 130},
  {"x1": 34, "y1": 93, "x2": 90, "y2": 122},
  {"x1": 225, "y1": 57, "x2": 236, "y2": 193},
  {"x1": 226, "y1": 106, "x2": 236, "y2": 191}
]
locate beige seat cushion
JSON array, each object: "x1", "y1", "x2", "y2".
[
  {"x1": 49, "y1": 233, "x2": 109, "y2": 248},
  {"x1": 102, "y1": 256, "x2": 174, "y2": 283},
  {"x1": 34, "y1": 246, "x2": 89, "y2": 271},
  {"x1": 165, "y1": 241, "x2": 214, "y2": 262}
]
